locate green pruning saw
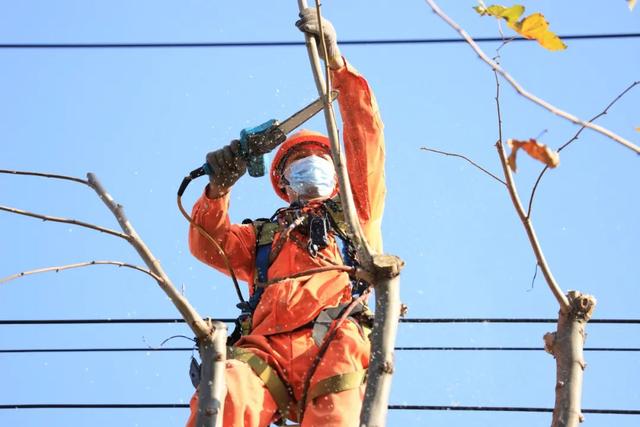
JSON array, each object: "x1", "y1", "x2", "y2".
[{"x1": 178, "y1": 91, "x2": 337, "y2": 197}]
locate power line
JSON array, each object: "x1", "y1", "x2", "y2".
[
  {"x1": 0, "y1": 33, "x2": 638, "y2": 50},
  {"x1": 2, "y1": 317, "x2": 639, "y2": 325},
  {"x1": 398, "y1": 318, "x2": 640, "y2": 324},
  {"x1": 395, "y1": 347, "x2": 640, "y2": 352},
  {"x1": 0, "y1": 318, "x2": 231, "y2": 325},
  {"x1": 2, "y1": 346, "x2": 639, "y2": 354},
  {"x1": 1, "y1": 404, "x2": 638, "y2": 414},
  {"x1": 0, "y1": 404, "x2": 189, "y2": 409},
  {"x1": 388, "y1": 406, "x2": 640, "y2": 415},
  {"x1": 0, "y1": 347, "x2": 193, "y2": 353}
]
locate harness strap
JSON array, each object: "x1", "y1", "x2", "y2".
[
  {"x1": 229, "y1": 347, "x2": 294, "y2": 420},
  {"x1": 307, "y1": 369, "x2": 368, "y2": 402},
  {"x1": 249, "y1": 243, "x2": 271, "y2": 310}
]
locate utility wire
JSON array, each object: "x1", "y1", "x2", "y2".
[
  {"x1": 1, "y1": 404, "x2": 638, "y2": 414},
  {"x1": 0, "y1": 33, "x2": 639, "y2": 49},
  {"x1": 2, "y1": 318, "x2": 639, "y2": 325},
  {"x1": 2, "y1": 346, "x2": 639, "y2": 354},
  {"x1": 388, "y1": 406, "x2": 640, "y2": 415}
]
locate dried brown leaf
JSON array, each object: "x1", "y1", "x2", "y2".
[{"x1": 507, "y1": 138, "x2": 560, "y2": 172}]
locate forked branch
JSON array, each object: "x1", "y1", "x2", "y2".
[
  {"x1": 491, "y1": 70, "x2": 570, "y2": 311},
  {"x1": 2, "y1": 169, "x2": 225, "y2": 426},
  {"x1": 495, "y1": 140, "x2": 570, "y2": 311},
  {"x1": 527, "y1": 81, "x2": 640, "y2": 217},
  {"x1": 424, "y1": 0, "x2": 640, "y2": 155},
  {"x1": 0, "y1": 169, "x2": 211, "y2": 339}
]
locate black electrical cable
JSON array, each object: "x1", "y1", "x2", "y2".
[
  {"x1": 0, "y1": 348, "x2": 193, "y2": 353},
  {"x1": 398, "y1": 318, "x2": 640, "y2": 324},
  {"x1": 0, "y1": 404, "x2": 189, "y2": 409},
  {"x1": 0, "y1": 33, "x2": 638, "y2": 49},
  {"x1": 2, "y1": 346, "x2": 639, "y2": 354},
  {"x1": 1, "y1": 404, "x2": 638, "y2": 414},
  {"x1": 2, "y1": 318, "x2": 639, "y2": 325},
  {"x1": 388, "y1": 405, "x2": 640, "y2": 415}
]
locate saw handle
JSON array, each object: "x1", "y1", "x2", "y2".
[
  {"x1": 240, "y1": 119, "x2": 278, "y2": 177},
  {"x1": 178, "y1": 119, "x2": 287, "y2": 197}
]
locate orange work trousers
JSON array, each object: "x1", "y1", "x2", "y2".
[{"x1": 186, "y1": 321, "x2": 369, "y2": 427}]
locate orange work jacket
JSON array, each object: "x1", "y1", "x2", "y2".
[{"x1": 189, "y1": 60, "x2": 385, "y2": 336}]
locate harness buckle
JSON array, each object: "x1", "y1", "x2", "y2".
[{"x1": 308, "y1": 214, "x2": 329, "y2": 256}]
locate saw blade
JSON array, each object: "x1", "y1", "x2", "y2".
[{"x1": 277, "y1": 90, "x2": 338, "y2": 135}]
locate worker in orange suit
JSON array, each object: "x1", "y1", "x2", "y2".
[{"x1": 186, "y1": 8, "x2": 385, "y2": 427}]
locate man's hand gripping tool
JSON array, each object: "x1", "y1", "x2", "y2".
[{"x1": 178, "y1": 91, "x2": 338, "y2": 197}]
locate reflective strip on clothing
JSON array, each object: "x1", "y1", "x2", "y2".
[
  {"x1": 229, "y1": 347, "x2": 294, "y2": 419},
  {"x1": 308, "y1": 369, "x2": 368, "y2": 402}
]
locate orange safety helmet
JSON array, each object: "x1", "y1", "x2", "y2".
[{"x1": 270, "y1": 129, "x2": 333, "y2": 202}]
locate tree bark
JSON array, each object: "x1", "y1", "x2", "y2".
[
  {"x1": 544, "y1": 291, "x2": 597, "y2": 427},
  {"x1": 360, "y1": 255, "x2": 404, "y2": 427},
  {"x1": 196, "y1": 321, "x2": 228, "y2": 427}
]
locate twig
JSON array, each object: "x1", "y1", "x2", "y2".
[
  {"x1": 495, "y1": 140, "x2": 570, "y2": 311},
  {"x1": 528, "y1": 263, "x2": 539, "y2": 292},
  {"x1": 0, "y1": 205, "x2": 130, "y2": 240},
  {"x1": 0, "y1": 261, "x2": 163, "y2": 285},
  {"x1": 424, "y1": 0, "x2": 640, "y2": 155},
  {"x1": 0, "y1": 169, "x2": 90, "y2": 186},
  {"x1": 420, "y1": 147, "x2": 506, "y2": 185},
  {"x1": 494, "y1": 68, "x2": 504, "y2": 142},
  {"x1": 527, "y1": 81, "x2": 640, "y2": 217}
]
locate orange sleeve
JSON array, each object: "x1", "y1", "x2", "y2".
[
  {"x1": 331, "y1": 60, "x2": 386, "y2": 253},
  {"x1": 188, "y1": 188, "x2": 256, "y2": 283}
]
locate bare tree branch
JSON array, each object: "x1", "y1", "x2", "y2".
[
  {"x1": 424, "y1": 0, "x2": 640, "y2": 155},
  {"x1": 527, "y1": 81, "x2": 640, "y2": 217},
  {"x1": 0, "y1": 169, "x2": 90, "y2": 186},
  {"x1": 490, "y1": 64, "x2": 570, "y2": 309},
  {"x1": 495, "y1": 140, "x2": 570, "y2": 311},
  {"x1": 420, "y1": 147, "x2": 506, "y2": 185},
  {"x1": 0, "y1": 204, "x2": 130, "y2": 240},
  {"x1": 0, "y1": 260, "x2": 162, "y2": 285},
  {"x1": 299, "y1": 3, "x2": 403, "y2": 426},
  {"x1": 298, "y1": 0, "x2": 374, "y2": 263},
  {"x1": 3, "y1": 170, "x2": 224, "y2": 424},
  {"x1": 84, "y1": 173, "x2": 212, "y2": 338}
]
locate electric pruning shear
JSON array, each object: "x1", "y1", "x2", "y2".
[{"x1": 178, "y1": 91, "x2": 338, "y2": 197}]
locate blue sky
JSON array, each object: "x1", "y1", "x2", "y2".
[{"x1": 1, "y1": 1, "x2": 638, "y2": 426}]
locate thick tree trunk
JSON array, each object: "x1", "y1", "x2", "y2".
[
  {"x1": 195, "y1": 321, "x2": 228, "y2": 427},
  {"x1": 544, "y1": 291, "x2": 596, "y2": 427}
]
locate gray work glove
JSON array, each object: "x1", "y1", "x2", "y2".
[
  {"x1": 205, "y1": 139, "x2": 247, "y2": 197},
  {"x1": 296, "y1": 8, "x2": 342, "y2": 66}
]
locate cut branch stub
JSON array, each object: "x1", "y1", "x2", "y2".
[
  {"x1": 566, "y1": 290, "x2": 597, "y2": 322},
  {"x1": 547, "y1": 290, "x2": 597, "y2": 427},
  {"x1": 543, "y1": 331, "x2": 556, "y2": 355},
  {"x1": 373, "y1": 254, "x2": 405, "y2": 279}
]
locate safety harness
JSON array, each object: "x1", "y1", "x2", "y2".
[{"x1": 224, "y1": 197, "x2": 373, "y2": 422}]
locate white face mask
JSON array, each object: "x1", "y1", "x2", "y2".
[{"x1": 284, "y1": 155, "x2": 336, "y2": 200}]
